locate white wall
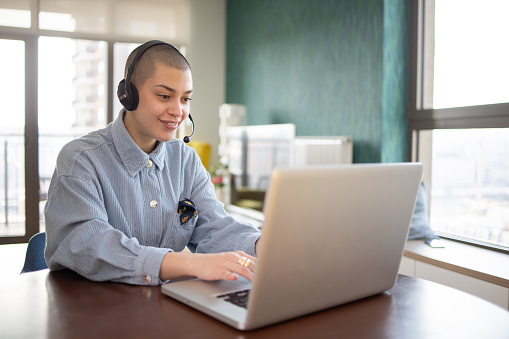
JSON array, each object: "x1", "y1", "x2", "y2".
[{"x1": 186, "y1": 0, "x2": 226, "y2": 168}]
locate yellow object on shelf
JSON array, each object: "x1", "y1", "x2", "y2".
[{"x1": 188, "y1": 141, "x2": 211, "y2": 170}]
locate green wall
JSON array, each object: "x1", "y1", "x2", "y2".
[{"x1": 226, "y1": 0, "x2": 408, "y2": 163}]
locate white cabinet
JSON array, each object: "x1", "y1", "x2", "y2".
[
  {"x1": 398, "y1": 256, "x2": 416, "y2": 277},
  {"x1": 400, "y1": 256, "x2": 509, "y2": 310}
]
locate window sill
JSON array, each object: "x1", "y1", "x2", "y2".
[{"x1": 404, "y1": 239, "x2": 509, "y2": 288}]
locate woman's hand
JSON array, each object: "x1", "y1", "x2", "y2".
[{"x1": 159, "y1": 251, "x2": 256, "y2": 282}]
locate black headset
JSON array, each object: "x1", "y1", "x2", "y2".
[{"x1": 117, "y1": 40, "x2": 194, "y2": 143}]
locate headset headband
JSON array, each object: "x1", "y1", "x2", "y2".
[{"x1": 124, "y1": 40, "x2": 169, "y2": 102}]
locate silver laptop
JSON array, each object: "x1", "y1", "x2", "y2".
[{"x1": 161, "y1": 163, "x2": 423, "y2": 331}]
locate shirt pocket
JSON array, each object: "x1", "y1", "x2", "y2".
[{"x1": 162, "y1": 212, "x2": 197, "y2": 252}]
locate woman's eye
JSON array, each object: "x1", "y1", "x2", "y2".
[
  {"x1": 183, "y1": 97, "x2": 192, "y2": 102},
  {"x1": 159, "y1": 94, "x2": 170, "y2": 100}
]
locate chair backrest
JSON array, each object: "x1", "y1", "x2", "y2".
[{"x1": 20, "y1": 232, "x2": 48, "y2": 273}]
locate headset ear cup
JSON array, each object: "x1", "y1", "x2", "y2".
[
  {"x1": 117, "y1": 79, "x2": 130, "y2": 110},
  {"x1": 128, "y1": 82, "x2": 139, "y2": 111},
  {"x1": 117, "y1": 79, "x2": 139, "y2": 111}
]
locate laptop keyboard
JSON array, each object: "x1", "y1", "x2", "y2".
[{"x1": 217, "y1": 289, "x2": 250, "y2": 309}]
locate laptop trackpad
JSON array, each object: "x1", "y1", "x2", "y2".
[{"x1": 162, "y1": 277, "x2": 251, "y2": 326}]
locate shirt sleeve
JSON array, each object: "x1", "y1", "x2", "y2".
[{"x1": 44, "y1": 173, "x2": 169, "y2": 286}]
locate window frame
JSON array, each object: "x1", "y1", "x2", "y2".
[{"x1": 407, "y1": 0, "x2": 509, "y2": 252}]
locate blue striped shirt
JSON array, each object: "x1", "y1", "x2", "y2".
[{"x1": 44, "y1": 111, "x2": 261, "y2": 285}]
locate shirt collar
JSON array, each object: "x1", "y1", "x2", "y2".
[{"x1": 111, "y1": 110, "x2": 166, "y2": 177}]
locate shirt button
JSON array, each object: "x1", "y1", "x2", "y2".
[
  {"x1": 146, "y1": 160, "x2": 153, "y2": 168},
  {"x1": 142, "y1": 274, "x2": 152, "y2": 285},
  {"x1": 150, "y1": 200, "x2": 158, "y2": 208}
]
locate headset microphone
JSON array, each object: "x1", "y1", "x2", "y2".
[{"x1": 183, "y1": 114, "x2": 194, "y2": 143}]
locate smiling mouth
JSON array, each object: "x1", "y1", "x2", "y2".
[{"x1": 160, "y1": 120, "x2": 179, "y2": 128}]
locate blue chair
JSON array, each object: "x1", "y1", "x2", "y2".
[{"x1": 20, "y1": 232, "x2": 48, "y2": 273}]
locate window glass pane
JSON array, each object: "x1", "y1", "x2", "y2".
[
  {"x1": 430, "y1": 128, "x2": 509, "y2": 248},
  {"x1": 0, "y1": 1, "x2": 31, "y2": 28},
  {"x1": 0, "y1": 39, "x2": 25, "y2": 236},
  {"x1": 38, "y1": 37, "x2": 107, "y2": 231},
  {"x1": 433, "y1": 0, "x2": 509, "y2": 109}
]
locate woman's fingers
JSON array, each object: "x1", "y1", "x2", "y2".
[{"x1": 194, "y1": 251, "x2": 257, "y2": 282}]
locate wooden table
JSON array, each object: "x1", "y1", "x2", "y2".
[{"x1": 2, "y1": 269, "x2": 509, "y2": 338}]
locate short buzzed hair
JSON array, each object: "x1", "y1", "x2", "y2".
[{"x1": 124, "y1": 43, "x2": 191, "y2": 87}]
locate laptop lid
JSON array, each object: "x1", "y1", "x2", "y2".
[
  {"x1": 244, "y1": 162, "x2": 422, "y2": 329},
  {"x1": 162, "y1": 162, "x2": 423, "y2": 331}
]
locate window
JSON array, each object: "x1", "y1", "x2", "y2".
[
  {"x1": 0, "y1": 0, "x2": 190, "y2": 244},
  {"x1": 38, "y1": 37, "x2": 108, "y2": 232},
  {"x1": 430, "y1": 128, "x2": 509, "y2": 247},
  {"x1": 409, "y1": 0, "x2": 509, "y2": 250},
  {"x1": 432, "y1": 0, "x2": 509, "y2": 109},
  {"x1": 0, "y1": 39, "x2": 25, "y2": 236}
]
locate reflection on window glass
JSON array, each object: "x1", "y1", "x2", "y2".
[
  {"x1": 0, "y1": 0, "x2": 31, "y2": 28},
  {"x1": 39, "y1": 0, "x2": 106, "y2": 33},
  {"x1": 0, "y1": 39, "x2": 26, "y2": 236},
  {"x1": 430, "y1": 128, "x2": 509, "y2": 248},
  {"x1": 113, "y1": 1, "x2": 190, "y2": 40},
  {"x1": 39, "y1": 0, "x2": 190, "y2": 40},
  {"x1": 0, "y1": 9, "x2": 30, "y2": 28},
  {"x1": 38, "y1": 37, "x2": 107, "y2": 231},
  {"x1": 39, "y1": 12, "x2": 76, "y2": 31},
  {"x1": 433, "y1": 0, "x2": 509, "y2": 108}
]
